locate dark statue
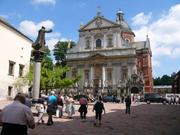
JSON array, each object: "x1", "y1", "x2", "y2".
[{"x1": 32, "y1": 26, "x2": 52, "y2": 50}]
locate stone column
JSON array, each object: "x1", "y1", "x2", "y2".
[
  {"x1": 91, "y1": 36, "x2": 94, "y2": 51},
  {"x1": 32, "y1": 50, "x2": 44, "y2": 100},
  {"x1": 104, "y1": 34, "x2": 107, "y2": 48},
  {"x1": 128, "y1": 65, "x2": 131, "y2": 79},
  {"x1": 90, "y1": 66, "x2": 94, "y2": 80},
  {"x1": 102, "y1": 65, "x2": 105, "y2": 92},
  {"x1": 90, "y1": 66, "x2": 94, "y2": 87}
]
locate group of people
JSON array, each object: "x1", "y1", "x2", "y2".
[
  {"x1": 169, "y1": 95, "x2": 180, "y2": 105},
  {"x1": 0, "y1": 91, "x2": 132, "y2": 135},
  {"x1": 45, "y1": 91, "x2": 75, "y2": 125}
]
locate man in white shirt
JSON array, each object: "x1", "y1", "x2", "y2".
[{"x1": 0, "y1": 94, "x2": 35, "y2": 135}]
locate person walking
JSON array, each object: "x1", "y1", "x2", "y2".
[
  {"x1": 93, "y1": 96, "x2": 105, "y2": 126},
  {"x1": 125, "y1": 95, "x2": 131, "y2": 114},
  {"x1": 56, "y1": 92, "x2": 64, "y2": 118},
  {"x1": 65, "y1": 96, "x2": 75, "y2": 119},
  {"x1": 47, "y1": 91, "x2": 57, "y2": 126},
  {"x1": 78, "y1": 95, "x2": 88, "y2": 119},
  {"x1": 35, "y1": 98, "x2": 45, "y2": 125},
  {"x1": 0, "y1": 94, "x2": 35, "y2": 135}
]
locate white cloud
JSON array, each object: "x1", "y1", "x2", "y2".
[
  {"x1": 19, "y1": 20, "x2": 57, "y2": 38},
  {"x1": 172, "y1": 48, "x2": 180, "y2": 58},
  {"x1": 152, "y1": 59, "x2": 160, "y2": 67},
  {"x1": 31, "y1": 0, "x2": 56, "y2": 6},
  {"x1": 132, "y1": 12, "x2": 152, "y2": 26},
  {"x1": 46, "y1": 38, "x2": 59, "y2": 51},
  {"x1": 133, "y1": 4, "x2": 180, "y2": 59}
]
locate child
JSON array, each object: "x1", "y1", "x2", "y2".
[
  {"x1": 35, "y1": 99, "x2": 45, "y2": 125},
  {"x1": 93, "y1": 96, "x2": 105, "y2": 126}
]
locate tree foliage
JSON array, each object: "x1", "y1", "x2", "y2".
[
  {"x1": 153, "y1": 72, "x2": 176, "y2": 85},
  {"x1": 53, "y1": 41, "x2": 76, "y2": 67},
  {"x1": 15, "y1": 45, "x2": 81, "y2": 94}
]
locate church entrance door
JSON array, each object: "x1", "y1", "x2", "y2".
[
  {"x1": 131, "y1": 87, "x2": 139, "y2": 93},
  {"x1": 93, "y1": 64, "x2": 102, "y2": 87}
]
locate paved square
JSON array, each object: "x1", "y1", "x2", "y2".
[{"x1": 28, "y1": 103, "x2": 180, "y2": 135}]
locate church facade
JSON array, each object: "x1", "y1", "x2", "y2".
[{"x1": 66, "y1": 10, "x2": 153, "y2": 97}]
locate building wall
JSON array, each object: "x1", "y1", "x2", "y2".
[
  {"x1": 137, "y1": 50, "x2": 153, "y2": 93},
  {"x1": 0, "y1": 22, "x2": 32, "y2": 99}
]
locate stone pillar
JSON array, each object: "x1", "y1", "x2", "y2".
[
  {"x1": 133, "y1": 63, "x2": 137, "y2": 74},
  {"x1": 90, "y1": 66, "x2": 94, "y2": 87},
  {"x1": 91, "y1": 36, "x2": 94, "y2": 51},
  {"x1": 128, "y1": 65, "x2": 131, "y2": 79},
  {"x1": 32, "y1": 50, "x2": 44, "y2": 100},
  {"x1": 90, "y1": 66, "x2": 94, "y2": 80},
  {"x1": 104, "y1": 34, "x2": 107, "y2": 48},
  {"x1": 102, "y1": 65, "x2": 105, "y2": 92},
  {"x1": 32, "y1": 26, "x2": 52, "y2": 100}
]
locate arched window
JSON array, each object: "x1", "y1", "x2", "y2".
[{"x1": 96, "y1": 39, "x2": 101, "y2": 48}]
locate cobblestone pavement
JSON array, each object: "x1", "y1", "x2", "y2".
[{"x1": 1, "y1": 101, "x2": 180, "y2": 135}]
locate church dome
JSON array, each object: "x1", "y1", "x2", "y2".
[
  {"x1": 119, "y1": 21, "x2": 132, "y2": 33},
  {"x1": 116, "y1": 10, "x2": 133, "y2": 33}
]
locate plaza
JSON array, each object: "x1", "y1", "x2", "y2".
[{"x1": 25, "y1": 103, "x2": 180, "y2": 135}]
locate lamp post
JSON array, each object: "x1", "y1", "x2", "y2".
[{"x1": 32, "y1": 26, "x2": 52, "y2": 100}]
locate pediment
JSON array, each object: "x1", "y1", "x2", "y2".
[
  {"x1": 89, "y1": 53, "x2": 106, "y2": 59},
  {"x1": 79, "y1": 16, "x2": 119, "y2": 31}
]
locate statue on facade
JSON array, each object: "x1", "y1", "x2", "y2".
[{"x1": 32, "y1": 26, "x2": 52, "y2": 50}]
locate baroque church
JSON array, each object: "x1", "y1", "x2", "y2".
[{"x1": 66, "y1": 10, "x2": 153, "y2": 97}]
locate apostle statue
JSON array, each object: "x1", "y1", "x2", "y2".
[{"x1": 32, "y1": 26, "x2": 52, "y2": 50}]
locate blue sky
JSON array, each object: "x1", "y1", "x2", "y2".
[{"x1": 0, "y1": 0, "x2": 180, "y2": 78}]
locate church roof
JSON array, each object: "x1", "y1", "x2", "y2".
[
  {"x1": 79, "y1": 11, "x2": 134, "y2": 35},
  {"x1": 79, "y1": 15, "x2": 120, "y2": 32},
  {"x1": 131, "y1": 40, "x2": 151, "y2": 50},
  {"x1": 0, "y1": 17, "x2": 32, "y2": 42},
  {"x1": 119, "y1": 21, "x2": 133, "y2": 33}
]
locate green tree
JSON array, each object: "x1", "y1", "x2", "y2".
[
  {"x1": 53, "y1": 41, "x2": 76, "y2": 67},
  {"x1": 14, "y1": 45, "x2": 81, "y2": 95},
  {"x1": 153, "y1": 73, "x2": 176, "y2": 86}
]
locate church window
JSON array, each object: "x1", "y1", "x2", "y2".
[
  {"x1": 85, "y1": 39, "x2": 90, "y2": 49},
  {"x1": 96, "y1": 39, "x2": 102, "y2": 48},
  {"x1": 107, "y1": 35, "x2": 113, "y2": 47}
]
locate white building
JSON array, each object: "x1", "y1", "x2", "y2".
[
  {"x1": 66, "y1": 10, "x2": 153, "y2": 96},
  {"x1": 0, "y1": 17, "x2": 32, "y2": 100}
]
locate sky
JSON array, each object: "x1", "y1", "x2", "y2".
[{"x1": 0, "y1": 0, "x2": 180, "y2": 78}]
